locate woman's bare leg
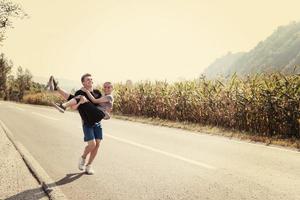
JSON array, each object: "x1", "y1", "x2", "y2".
[
  {"x1": 62, "y1": 98, "x2": 78, "y2": 108},
  {"x1": 56, "y1": 87, "x2": 71, "y2": 100}
]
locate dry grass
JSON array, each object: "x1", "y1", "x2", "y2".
[{"x1": 22, "y1": 92, "x2": 64, "y2": 106}]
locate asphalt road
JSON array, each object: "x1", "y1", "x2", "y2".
[{"x1": 0, "y1": 100, "x2": 299, "y2": 200}]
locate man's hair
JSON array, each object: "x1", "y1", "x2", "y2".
[{"x1": 81, "y1": 73, "x2": 92, "y2": 83}]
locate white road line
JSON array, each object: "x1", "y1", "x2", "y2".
[
  {"x1": 106, "y1": 134, "x2": 216, "y2": 170},
  {"x1": 15, "y1": 106, "x2": 25, "y2": 111},
  {"x1": 8, "y1": 105, "x2": 25, "y2": 111},
  {"x1": 31, "y1": 112, "x2": 59, "y2": 121},
  {"x1": 5, "y1": 101, "x2": 55, "y2": 112},
  {"x1": 5, "y1": 101, "x2": 299, "y2": 154}
]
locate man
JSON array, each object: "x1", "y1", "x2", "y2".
[{"x1": 48, "y1": 73, "x2": 104, "y2": 175}]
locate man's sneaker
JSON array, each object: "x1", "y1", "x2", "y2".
[
  {"x1": 85, "y1": 165, "x2": 95, "y2": 175},
  {"x1": 78, "y1": 157, "x2": 86, "y2": 171},
  {"x1": 52, "y1": 77, "x2": 59, "y2": 91},
  {"x1": 51, "y1": 102, "x2": 66, "y2": 113}
]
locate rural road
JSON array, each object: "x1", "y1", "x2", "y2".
[{"x1": 0, "y1": 101, "x2": 299, "y2": 200}]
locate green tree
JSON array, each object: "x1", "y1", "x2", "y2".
[
  {"x1": 30, "y1": 81, "x2": 45, "y2": 93},
  {"x1": 0, "y1": 0, "x2": 27, "y2": 42},
  {"x1": 15, "y1": 66, "x2": 32, "y2": 101},
  {"x1": 6, "y1": 74, "x2": 17, "y2": 100},
  {"x1": 0, "y1": 53, "x2": 12, "y2": 98}
]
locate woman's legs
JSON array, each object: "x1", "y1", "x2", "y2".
[
  {"x1": 56, "y1": 87, "x2": 71, "y2": 100},
  {"x1": 49, "y1": 76, "x2": 71, "y2": 100},
  {"x1": 61, "y1": 96, "x2": 82, "y2": 108}
]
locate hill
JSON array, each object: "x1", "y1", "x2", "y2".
[{"x1": 203, "y1": 21, "x2": 300, "y2": 78}]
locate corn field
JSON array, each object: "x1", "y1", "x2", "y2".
[{"x1": 113, "y1": 73, "x2": 300, "y2": 139}]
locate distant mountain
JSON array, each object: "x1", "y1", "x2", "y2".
[
  {"x1": 203, "y1": 21, "x2": 300, "y2": 78},
  {"x1": 33, "y1": 76, "x2": 82, "y2": 92},
  {"x1": 203, "y1": 52, "x2": 245, "y2": 79}
]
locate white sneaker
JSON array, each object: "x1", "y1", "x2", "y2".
[
  {"x1": 78, "y1": 157, "x2": 85, "y2": 171},
  {"x1": 85, "y1": 165, "x2": 95, "y2": 175}
]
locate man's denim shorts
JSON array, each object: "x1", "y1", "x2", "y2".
[{"x1": 82, "y1": 122, "x2": 103, "y2": 142}]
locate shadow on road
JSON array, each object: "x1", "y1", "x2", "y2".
[
  {"x1": 5, "y1": 173, "x2": 85, "y2": 200},
  {"x1": 49, "y1": 172, "x2": 85, "y2": 187}
]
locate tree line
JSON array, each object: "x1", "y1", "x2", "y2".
[
  {"x1": 0, "y1": 1, "x2": 44, "y2": 101},
  {"x1": 0, "y1": 53, "x2": 45, "y2": 101}
]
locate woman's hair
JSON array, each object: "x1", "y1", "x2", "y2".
[{"x1": 104, "y1": 82, "x2": 113, "y2": 88}]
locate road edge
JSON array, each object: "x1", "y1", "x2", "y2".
[
  {"x1": 3, "y1": 100, "x2": 299, "y2": 151},
  {"x1": 0, "y1": 120, "x2": 68, "y2": 200}
]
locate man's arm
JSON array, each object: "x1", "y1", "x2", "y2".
[{"x1": 70, "y1": 96, "x2": 88, "y2": 110}]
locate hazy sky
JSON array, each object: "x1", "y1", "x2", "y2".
[{"x1": 1, "y1": 0, "x2": 300, "y2": 83}]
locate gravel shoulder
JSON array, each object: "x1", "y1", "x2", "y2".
[{"x1": 0, "y1": 126, "x2": 48, "y2": 200}]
